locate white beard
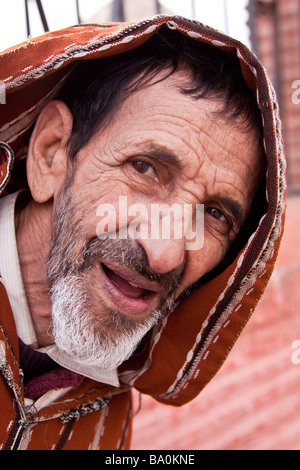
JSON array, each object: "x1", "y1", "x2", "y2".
[{"x1": 50, "y1": 274, "x2": 161, "y2": 370}]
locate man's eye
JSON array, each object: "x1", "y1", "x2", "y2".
[
  {"x1": 131, "y1": 160, "x2": 155, "y2": 176},
  {"x1": 205, "y1": 207, "x2": 227, "y2": 223}
]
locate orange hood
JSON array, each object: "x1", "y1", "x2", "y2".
[{"x1": 0, "y1": 15, "x2": 286, "y2": 405}]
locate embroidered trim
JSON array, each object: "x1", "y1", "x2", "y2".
[
  {"x1": 60, "y1": 397, "x2": 111, "y2": 423},
  {"x1": 159, "y1": 75, "x2": 287, "y2": 399},
  {"x1": 0, "y1": 73, "x2": 71, "y2": 145},
  {"x1": 0, "y1": 141, "x2": 14, "y2": 193}
]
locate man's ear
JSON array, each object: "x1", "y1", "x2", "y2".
[{"x1": 27, "y1": 100, "x2": 73, "y2": 203}]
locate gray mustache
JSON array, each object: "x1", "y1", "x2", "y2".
[{"x1": 82, "y1": 236, "x2": 184, "y2": 293}]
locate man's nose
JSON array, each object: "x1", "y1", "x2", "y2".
[{"x1": 137, "y1": 237, "x2": 186, "y2": 274}]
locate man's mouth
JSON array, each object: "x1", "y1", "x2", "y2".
[{"x1": 98, "y1": 261, "x2": 161, "y2": 316}]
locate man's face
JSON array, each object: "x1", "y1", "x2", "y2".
[{"x1": 47, "y1": 71, "x2": 262, "y2": 369}]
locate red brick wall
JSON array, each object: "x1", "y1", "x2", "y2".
[
  {"x1": 255, "y1": 0, "x2": 300, "y2": 189},
  {"x1": 131, "y1": 196, "x2": 300, "y2": 450}
]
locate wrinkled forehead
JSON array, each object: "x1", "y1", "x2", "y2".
[
  {"x1": 93, "y1": 68, "x2": 265, "y2": 189},
  {"x1": 67, "y1": 69, "x2": 265, "y2": 240}
]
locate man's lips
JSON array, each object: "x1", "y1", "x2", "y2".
[
  {"x1": 97, "y1": 260, "x2": 161, "y2": 316},
  {"x1": 106, "y1": 267, "x2": 145, "y2": 299}
]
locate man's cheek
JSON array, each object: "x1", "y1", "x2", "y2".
[
  {"x1": 96, "y1": 202, "x2": 118, "y2": 239},
  {"x1": 180, "y1": 241, "x2": 225, "y2": 291}
]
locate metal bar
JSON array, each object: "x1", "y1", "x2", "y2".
[
  {"x1": 155, "y1": 0, "x2": 161, "y2": 15},
  {"x1": 112, "y1": 0, "x2": 124, "y2": 22},
  {"x1": 24, "y1": 0, "x2": 31, "y2": 37},
  {"x1": 272, "y1": 1, "x2": 281, "y2": 104},
  {"x1": 223, "y1": 0, "x2": 229, "y2": 35},
  {"x1": 36, "y1": 0, "x2": 49, "y2": 32},
  {"x1": 191, "y1": 0, "x2": 196, "y2": 19},
  {"x1": 76, "y1": 0, "x2": 81, "y2": 24},
  {"x1": 247, "y1": 0, "x2": 257, "y2": 53}
]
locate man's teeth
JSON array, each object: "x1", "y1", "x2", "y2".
[{"x1": 128, "y1": 281, "x2": 139, "y2": 288}]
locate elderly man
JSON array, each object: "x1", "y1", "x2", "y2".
[{"x1": 0, "y1": 17, "x2": 285, "y2": 450}]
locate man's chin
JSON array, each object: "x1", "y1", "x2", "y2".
[{"x1": 50, "y1": 273, "x2": 162, "y2": 370}]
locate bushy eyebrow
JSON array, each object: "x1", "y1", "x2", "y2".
[{"x1": 142, "y1": 143, "x2": 183, "y2": 170}]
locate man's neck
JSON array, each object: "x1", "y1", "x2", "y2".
[{"x1": 15, "y1": 198, "x2": 54, "y2": 346}]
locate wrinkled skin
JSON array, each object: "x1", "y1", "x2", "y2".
[{"x1": 16, "y1": 71, "x2": 263, "y2": 360}]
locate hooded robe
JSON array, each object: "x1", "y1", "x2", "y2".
[{"x1": 0, "y1": 15, "x2": 286, "y2": 450}]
